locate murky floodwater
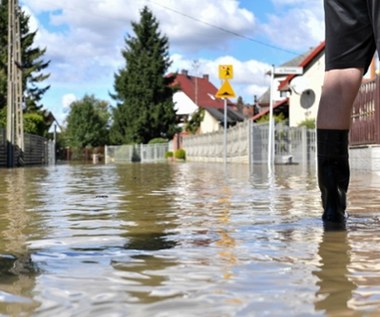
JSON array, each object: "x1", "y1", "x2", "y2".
[{"x1": 1, "y1": 162, "x2": 380, "y2": 316}]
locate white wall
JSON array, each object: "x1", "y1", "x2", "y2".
[
  {"x1": 173, "y1": 91, "x2": 198, "y2": 115},
  {"x1": 289, "y1": 53, "x2": 325, "y2": 127},
  {"x1": 200, "y1": 111, "x2": 221, "y2": 133}
]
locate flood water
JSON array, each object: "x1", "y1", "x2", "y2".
[{"x1": 1, "y1": 162, "x2": 380, "y2": 316}]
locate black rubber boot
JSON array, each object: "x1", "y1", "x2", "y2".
[{"x1": 317, "y1": 129, "x2": 350, "y2": 229}]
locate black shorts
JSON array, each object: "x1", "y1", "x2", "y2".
[{"x1": 324, "y1": 0, "x2": 380, "y2": 72}]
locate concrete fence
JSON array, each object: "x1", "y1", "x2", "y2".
[
  {"x1": 183, "y1": 120, "x2": 316, "y2": 165},
  {"x1": 105, "y1": 143, "x2": 169, "y2": 164}
]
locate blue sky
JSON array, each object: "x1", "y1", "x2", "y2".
[{"x1": 21, "y1": 0, "x2": 325, "y2": 125}]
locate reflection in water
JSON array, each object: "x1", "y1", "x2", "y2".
[
  {"x1": 215, "y1": 186, "x2": 238, "y2": 281},
  {"x1": 112, "y1": 254, "x2": 179, "y2": 304},
  {"x1": 2, "y1": 163, "x2": 380, "y2": 315},
  {"x1": 0, "y1": 168, "x2": 40, "y2": 315},
  {"x1": 115, "y1": 164, "x2": 178, "y2": 251},
  {"x1": 313, "y1": 230, "x2": 356, "y2": 316}
]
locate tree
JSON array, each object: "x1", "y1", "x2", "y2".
[
  {"x1": 236, "y1": 96, "x2": 244, "y2": 113},
  {"x1": 256, "y1": 112, "x2": 287, "y2": 124},
  {"x1": 185, "y1": 108, "x2": 204, "y2": 134},
  {"x1": 0, "y1": 0, "x2": 50, "y2": 111},
  {"x1": 65, "y1": 95, "x2": 110, "y2": 148},
  {"x1": 110, "y1": 6, "x2": 177, "y2": 144},
  {"x1": 297, "y1": 118, "x2": 316, "y2": 129}
]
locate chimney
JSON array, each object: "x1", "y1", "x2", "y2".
[
  {"x1": 181, "y1": 69, "x2": 188, "y2": 76},
  {"x1": 203, "y1": 74, "x2": 209, "y2": 81}
]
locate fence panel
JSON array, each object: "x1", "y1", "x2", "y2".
[
  {"x1": 0, "y1": 129, "x2": 52, "y2": 167},
  {"x1": 23, "y1": 133, "x2": 48, "y2": 165},
  {"x1": 251, "y1": 123, "x2": 269, "y2": 164},
  {"x1": 350, "y1": 77, "x2": 380, "y2": 145},
  {"x1": 105, "y1": 143, "x2": 168, "y2": 163}
]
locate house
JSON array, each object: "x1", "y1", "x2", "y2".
[
  {"x1": 172, "y1": 69, "x2": 245, "y2": 134},
  {"x1": 257, "y1": 42, "x2": 379, "y2": 127},
  {"x1": 278, "y1": 41, "x2": 325, "y2": 127},
  {"x1": 254, "y1": 44, "x2": 324, "y2": 124}
]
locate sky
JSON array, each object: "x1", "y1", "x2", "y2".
[{"x1": 20, "y1": 0, "x2": 325, "y2": 125}]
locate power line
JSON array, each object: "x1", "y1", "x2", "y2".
[{"x1": 144, "y1": 0, "x2": 300, "y2": 56}]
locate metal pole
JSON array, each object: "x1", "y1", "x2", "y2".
[
  {"x1": 6, "y1": 0, "x2": 15, "y2": 167},
  {"x1": 224, "y1": 97, "x2": 227, "y2": 168},
  {"x1": 268, "y1": 65, "x2": 275, "y2": 171}
]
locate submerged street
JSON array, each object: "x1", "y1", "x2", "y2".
[{"x1": 0, "y1": 162, "x2": 380, "y2": 316}]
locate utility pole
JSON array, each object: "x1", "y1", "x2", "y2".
[{"x1": 6, "y1": 0, "x2": 24, "y2": 167}]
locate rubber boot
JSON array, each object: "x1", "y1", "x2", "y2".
[{"x1": 317, "y1": 129, "x2": 350, "y2": 229}]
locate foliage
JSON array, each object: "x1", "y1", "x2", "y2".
[
  {"x1": 0, "y1": 106, "x2": 47, "y2": 136},
  {"x1": 23, "y1": 112, "x2": 45, "y2": 135},
  {"x1": 0, "y1": 0, "x2": 50, "y2": 111},
  {"x1": 165, "y1": 151, "x2": 173, "y2": 158},
  {"x1": 236, "y1": 96, "x2": 244, "y2": 113},
  {"x1": 148, "y1": 137, "x2": 167, "y2": 144},
  {"x1": 297, "y1": 118, "x2": 316, "y2": 129},
  {"x1": 0, "y1": 107, "x2": 5, "y2": 126},
  {"x1": 65, "y1": 95, "x2": 110, "y2": 148},
  {"x1": 174, "y1": 148, "x2": 186, "y2": 160},
  {"x1": 185, "y1": 108, "x2": 205, "y2": 134},
  {"x1": 256, "y1": 112, "x2": 287, "y2": 124},
  {"x1": 110, "y1": 6, "x2": 177, "y2": 145}
]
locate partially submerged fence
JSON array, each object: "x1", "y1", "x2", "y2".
[
  {"x1": 183, "y1": 121, "x2": 316, "y2": 165},
  {"x1": 0, "y1": 128, "x2": 54, "y2": 167},
  {"x1": 105, "y1": 143, "x2": 169, "y2": 163}
]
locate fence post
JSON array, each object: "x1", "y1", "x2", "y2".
[
  {"x1": 105, "y1": 146, "x2": 108, "y2": 164},
  {"x1": 248, "y1": 120, "x2": 253, "y2": 168},
  {"x1": 301, "y1": 126, "x2": 307, "y2": 165}
]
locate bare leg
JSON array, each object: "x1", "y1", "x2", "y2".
[{"x1": 317, "y1": 68, "x2": 364, "y2": 130}]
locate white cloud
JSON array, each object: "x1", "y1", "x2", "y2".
[
  {"x1": 62, "y1": 93, "x2": 77, "y2": 110},
  {"x1": 22, "y1": 0, "x2": 256, "y2": 83},
  {"x1": 49, "y1": 93, "x2": 77, "y2": 126},
  {"x1": 19, "y1": 0, "x2": 324, "y2": 117},
  {"x1": 260, "y1": 0, "x2": 324, "y2": 51},
  {"x1": 151, "y1": 0, "x2": 256, "y2": 51}
]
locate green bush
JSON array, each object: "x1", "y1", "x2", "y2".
[
  {"x1": 174, "y1": 149, "x2": 186, "y2": 160},
  {"x1": 165, "y1": 151, "x2": 173, "y2": 159},
  {"x1": 148, "y1": 138, "x2": 168, "y2": 144},
  {"x1": 297, "y1": 118, "x2": 316, "y2": 129}
]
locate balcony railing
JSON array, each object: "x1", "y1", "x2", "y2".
[{"x1": 350, "y1": 76, "x2": 380, "y2": 146}]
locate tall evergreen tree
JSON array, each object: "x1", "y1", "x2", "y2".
[
  {"x1": 0, "y1": 0, "x2": 50, "y2": 111},
  {"x1": 110, "y1": 6, "x2": 177, "y2": 145}
]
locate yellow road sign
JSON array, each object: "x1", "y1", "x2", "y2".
[
  {"x1": 216, "y1": 80, "x2": 236, "y2": 98},
  {"x1": 219, "y1": 65, "x2": 233, "y2": 79}
]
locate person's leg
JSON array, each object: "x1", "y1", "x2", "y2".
[
  {"x1": 317, "y1": 68, "x2": 364, "y2": 130},
  {"x1": 316, "y1": 68, "x2": 363, "y2": 228}
]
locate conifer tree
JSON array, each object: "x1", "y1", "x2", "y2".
[
  {"x1": 111, "y1": 6, "x2": 177, "y2": 144},
  {"x1": 0, "y1": 0, "x2": 50, "y2": 111}
]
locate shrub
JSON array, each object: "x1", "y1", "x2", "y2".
[
  {"x1": 297, "y1": 118, "x2": 316, "y2": 129},
  {"x1": 148, "y1": 138, "x2": 168, "y2": 144},
  {"x1": 165, "y1": 151, "x2": 173, "y2": 159},
  {"x1": 174, "y1": 148, "x2": 186, "y2": 160}
]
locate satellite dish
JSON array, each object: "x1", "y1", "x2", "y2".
[
  {"x1": 290, "y1": 76, "x2": 308, "y2": 95},
  {"x1": 300, "y1": 89, "x2": 316, "y2": 109}
]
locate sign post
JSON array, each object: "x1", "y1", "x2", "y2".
[
  {"x1": 268, "y1": 66, "x2": 303, "y2": 171},
  {"x1": 216, "y1": 65, "x2": 236, "y2": 169}
]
